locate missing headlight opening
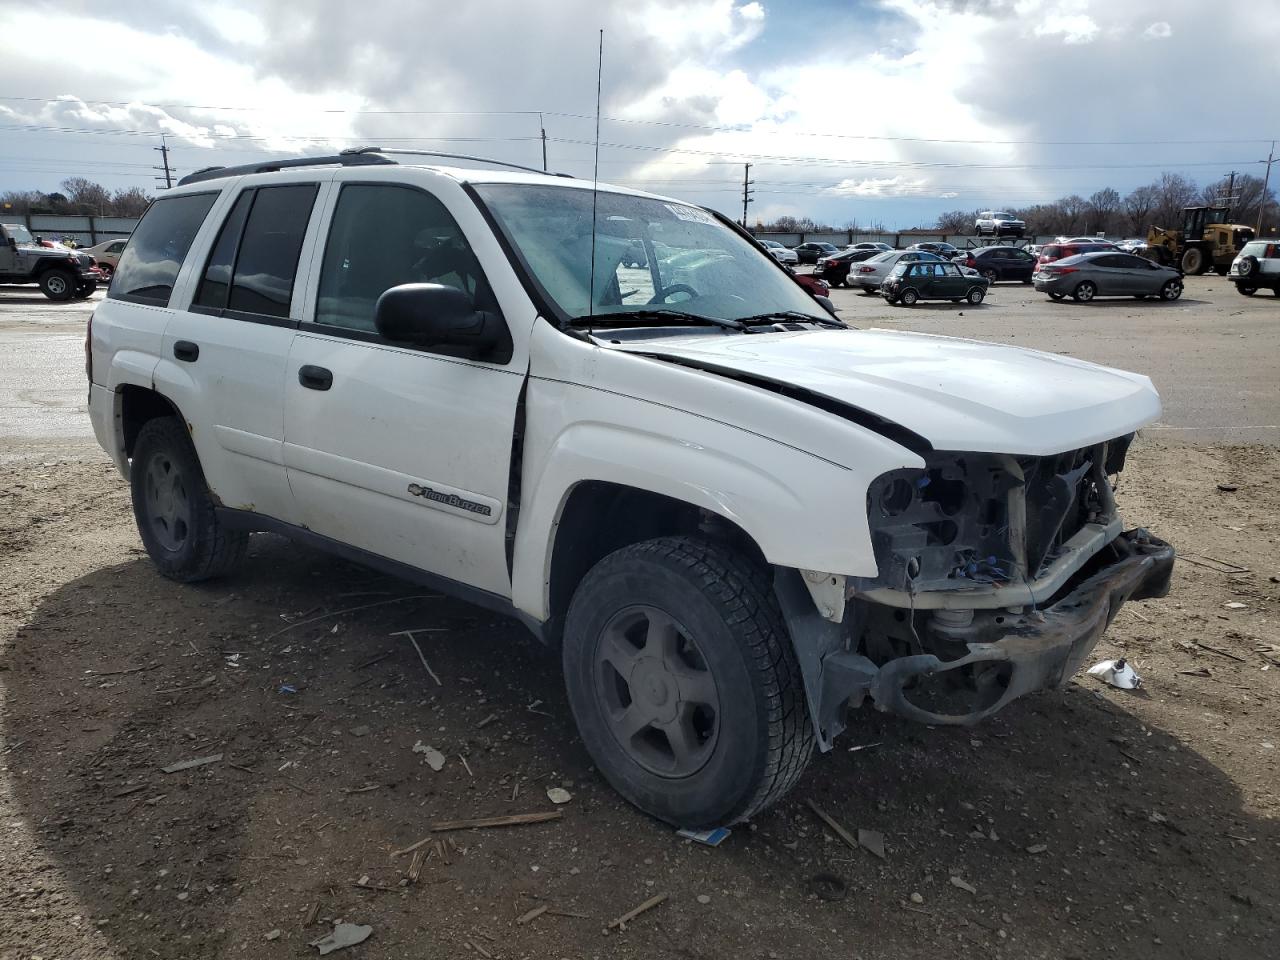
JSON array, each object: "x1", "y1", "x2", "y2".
[{"x1": 799, "y1": 432, "x2": 1169, "y2": 731}]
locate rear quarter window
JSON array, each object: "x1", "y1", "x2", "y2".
[{"x1": 109, "y1": 193, "x2": 218, "y2": 306}]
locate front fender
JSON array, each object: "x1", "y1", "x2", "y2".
[{"x1": 509, "y1": 375, "x2": 919, "y2": 621}]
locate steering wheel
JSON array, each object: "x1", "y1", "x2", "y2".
[{"x1": 649, "y1": 283, "x2": 698, "y2": 304}]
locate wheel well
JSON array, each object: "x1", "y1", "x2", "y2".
[
  {"x1": 546, "y1": 481, "x2": 766, "y2": 643},
  {"x1": 120, "y1": 386, "x2": 181, "y2": 459}
]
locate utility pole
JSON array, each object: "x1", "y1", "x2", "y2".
[
  {"x1": 538, "y1": 112, "x2": 548, "y2": 172},
  {"x1": 1258, "y1": 141, "x2": 1276, "y2": 237},
  {"x1": 741, "y1": 163, "x2": 753, "y2": 228},
  {"x1": 153, "y1": 135, "x2": 174, "y2": 190}
]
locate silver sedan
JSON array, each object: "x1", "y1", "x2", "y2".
[
  {"x1": 1033, "y1": 251, "x2": 1183, "y2": 302},
  {"x1": 849, "y1": 250, "x2": 943, "y2": 291}
]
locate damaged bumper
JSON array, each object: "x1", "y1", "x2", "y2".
[{"x1": 782, "y1": 529, "x2": 1174, "y2": 747}]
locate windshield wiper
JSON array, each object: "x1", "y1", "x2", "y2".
[
  {"x1": 568, "y1": 309, "x2": 747, "y2": 332},
  {"x1": 736, "y1": 310, "x2": 844, "y2": 328}
]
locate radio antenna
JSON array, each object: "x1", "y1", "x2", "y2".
[{"x1": 586, "y1": 28, "x2": 603, "y2": 330}]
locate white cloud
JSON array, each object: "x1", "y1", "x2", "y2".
[
  {"x1": 1142, "y1": 21, "x2": 1173, "y2": 40},
  {"x1": 1033, "y1": 13, "x2": 1099, "y2": 44},
  {"x1": 827, "y1": 176, "x2": 930, "y2": 198},
  {"x1": 739, "y1": 2, "x2": 765, "y2": 21}
]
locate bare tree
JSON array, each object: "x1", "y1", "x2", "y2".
[
  {"x1": 934, "y1": 209, "x2": 975, "y2": 233},
  {"x1": 1123, "y1": 185, "x2": 1158, "y2": 234},
  {"x1": 110, "y1": 187, "x2": 153, "y2": 218},
  {"x1": 1059, "y1": 195, "x2": 1087, "y2": 234},
  {"x1": 1199, "y1": 173, "x2": 1275, "y2": 226},
  {"x1": 61, "y1": 177, "x2": 113, "y2": 215},
  {"x1": 1152, "y1": 172, "x2": 1198, "y2": 228},
  {"x1": 1088, "y1": 187, "x2": 1121, "y2": 235}
]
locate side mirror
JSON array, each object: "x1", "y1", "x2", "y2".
[
  {"x1": 814, "y1": 294, "x2": 838, "y2": 318},
  {"x1": 374, "y1": 283, "x2": 501, "y2": 355}
]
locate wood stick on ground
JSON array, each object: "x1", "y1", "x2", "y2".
[
  {"x1": 1195, "y1": 640, "x2": 1247, "y2": 663},
  {"x1": 408, "y1": 848, "x2": 427, "y2": 883},
  {"x1": 806, "y1": 799, "x2": 859, "y2": 852},
  {"x1": 608, "y1": 892, "x2": 669, "y2": 931},
  {"x1": 430, "y1": 810, "x2": 563, "y2": 833},
  {"x1": 466, "y1": 941, "x2": 493, "y2": 959},
  {"x1": 264, "y1": 595, "x2": 437, "y2": 642},
  {"x1": 304, "y1": 901, "x2": 321, "y2": 927},
  {"x1": 392, "y1": 630, "x2": 443, "y2": 686},
  {"x1": 459, "y1": 755, "x2": 473, "y2": 777},
  {"x1": 516, "y1": 904, "x2": 549, "y2": 925}
]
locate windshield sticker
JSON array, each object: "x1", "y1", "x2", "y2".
[{"x1": 664, "y1": 203, "x2": 716, "y2": 225}]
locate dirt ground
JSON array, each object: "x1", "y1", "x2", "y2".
[{"x1": 1, "y1": 438, "x2": 1277, "y2": 960}]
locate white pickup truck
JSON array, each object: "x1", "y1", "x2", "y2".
[{"x1": 87, "y1": 149, "x2": 1174, "y2": 828}]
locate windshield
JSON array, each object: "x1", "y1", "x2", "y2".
[
  {"x1": 473, "y1": 183, "x2": 826, "y2": 324},
  {"x1": 3, "y1": 223, "x2": 35, "y2": 245},
  {"x1": 993, "y1": 212, "x2": 1014, "y2": 220}
]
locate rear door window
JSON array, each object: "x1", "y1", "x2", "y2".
[
  {"x1": 108, "y1": 192, "x2": 218, "y2": 306},
  {"x1": 227, "y1": 185, "x2": 318, "y2": 318}
]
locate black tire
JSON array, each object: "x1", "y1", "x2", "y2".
[
  {"x1": 562, "y1": 537, "x2": 813, "y2": 828},
  {"x1": 1049, "y1": 291, "x2": 1065, "y2": 301},
  {"x1": 39, "y1": 268, "x2": 76, "y2": 301},
  {"x1": 130, "y1": 416, "x2": 248, "y2": 582},
  {"x1": 1237, "y1": 255, "x2": 1259, "y2": 279},
  {"x1": 981, "y1": 268, "x2": 998, "y2": 283},
  {"x1": 1272, "y1": 286, "x2": 1280, "y2": 297},
  {"x1": 899, "y1": 288, "x2": 919, "y2": 306},
  {"x1": 1214, "y1": 265, "x2": 1229, "y2": 277},
  {"x1": 1072, "y1": 280, "x2": 1096, "y2": 303},
  {"x1": 1236, "y1": 284, "x2": 1257, "y2": 296},
  {"x1": 1159, "y1": 278, "x2": 1183, "y2": 301},
  {"x1": 966, "y1": 285, "x2": 986, "y2": 304},
  {"x1": 74, "y1": 281, "x2": 95, "y2": 299},
  {"x1": 1181, "y1": 246, "x2": 1205, "y2": 275},
  {"x1": 950, "y1": 298, "x2": 961, "y2": 303}
]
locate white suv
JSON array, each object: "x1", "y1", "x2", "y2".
[
  {"x1": 1228, "y1": 239, "x2": 1280, "y2": 296},
  {"x1": 975, "y1": 211, "x2": 1026, "y2": 238},
  {"x1": 88, "y1": 149, "x2": 1174, "y2": 828}
]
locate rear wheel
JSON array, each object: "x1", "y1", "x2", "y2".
[
  {"x1": 1160, "y1": 278, "x2": 1183, "y2": 301},
  {"x1": 966, "y1": 286, "x2": 986, "y2": 304},
  {"x1": 981, "y1": 268, "x2": 998, "y2": 283},
  {"x1": 39, "y1": 269, "x2": 76, "y2": 301},
  {"x1": 562, "y1": 537, "x2": 813, "y2": 827},
  {"x1": 1236, "y1": 284, "x2": 1257, "y2": 297},
  {"x1": 1072, "y1": 281, "x2": 1096, "y2": 303},
  {"x1": 130, "y1": 417, "x2": 248, "y2": 582},
  {"x1": 899, "y1": 288, "x2": 919, "y2": 306}
]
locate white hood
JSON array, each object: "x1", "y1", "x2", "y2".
[{"x1": 613, "y1": 328, "x2": 1161, "y2": 456}]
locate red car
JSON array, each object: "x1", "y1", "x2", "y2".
[
  {"x1": 1036, "y1": 242, "x2": 1114, "y2": 268},
  {"x1": 793, "y1": 272, "x2": 830, "y2": 299}
]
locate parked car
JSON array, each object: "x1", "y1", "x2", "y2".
[
  {"x1": 1036, "y1": 242, "x2": 1115, "y2": 268},
  {"x1": 971, "y1": 245, "x2": 1038, "y2": 283},
  {"x1": 850, "y1": 249, "x2": 943, "y2": 291},
  {"x1": 759, "y1": 238, "x2": 798, "y2": 266},
  {"x1": 0, "y1": 222, "x2": 102, "y2": 300},
  {"x1": 1033, "y1": 251, "x2": 1184, "y2": 302},
  {"x1": 815, "y1": 247, "x2": 879, "y2": 286},
  {"x1": 1227, "y1": 239, "x2": 1280, "y2": 296},
  {"x1": 1061, "y1": 237, "x2": 1116, "y2": 246},
  {"x1": 87, "y1": 150, "x2": 1174, "y2": 829},
  {"x1": 844, "y1": 241, "x2": 893, "y2": 252},
  {"x1": 882, "y1": 260, "x2": 989, "y2": 306},
  {"x1": 907, "y1": 241, "x2": 962, "y2": 260},
  {"x1": 975, "y1": 211, "x2": 1026, "y2": 237},
  {"x1": 81, "y1": 237, "x2": 130, "y2": 276},
  {"x1": 794, "y1": 241, "x2": 839, "y2": 264},
  {"x1": 1114, "y1": 238, "x2": 1148, "y2": 254}
]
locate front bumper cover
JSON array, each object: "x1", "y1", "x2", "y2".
[{"x1": 802, "y1": 529, "x2": 1173, "y2": 739}]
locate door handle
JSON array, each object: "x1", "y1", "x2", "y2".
[
  {"x1": 173, "y1": 340, "x2": 199, "y2": 362},
  {"x1": 298, "y1": 365, "x2": 333, "y2": 391}
]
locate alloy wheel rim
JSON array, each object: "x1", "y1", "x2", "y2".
[
  {"x1": 46, "y1": 276, "x2": 67, "y2": 295},
  {"x1": 594, "y1": 605, "x2": 720, "y2": 778},
  {"x1": 144, "y1": 452, "x2": 191, "y2": 552}
]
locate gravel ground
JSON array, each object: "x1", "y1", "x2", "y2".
[{"x1": 1, "y1": 278, "x2": 1278, "y2": 960}]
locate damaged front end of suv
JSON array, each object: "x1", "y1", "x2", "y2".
[{"x1": 777, "y1": 433, "x2": 1174, "y2": 748}]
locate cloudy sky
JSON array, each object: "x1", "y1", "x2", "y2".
[{"x1": 1, "y1": 0, "x2": 1277, "y2": 228}]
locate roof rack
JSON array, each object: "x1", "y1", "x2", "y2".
[{"x1": 176, "y1": 147, "x2": 572, "y2": 187}]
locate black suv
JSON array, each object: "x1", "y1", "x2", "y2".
[{"x1": 971, "y1": 245, "x2": 1038, "y2": 283}]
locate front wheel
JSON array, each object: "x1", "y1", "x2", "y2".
[
  {"x1": 1048, "y1": 291, "x2": 1065, "y2": 301},
  {"x1": 130, "y1": 417, "x2": 248, "y2": 582},
  {"x1": 39, "y1": 269, "x2": 76, "y2": 301},
  {"x1": 1072, "y1": 281, "x2": 1096, "y2": 303},
  {"x1": 1236, "y1": 285, "x2": 1258, "y2": 296},
  {"x1": 562, "y1": 537, "x2": 813, "y2": 827},
  {"x1": 1160, "y1": 278, "x2": 1183, "y2": 301},
  {"x1": 966, "y1": 286, "x2": 986, "y2": 304},
  {"x1": 74, "y1": 281, "x2": 96, "y2": 298}
]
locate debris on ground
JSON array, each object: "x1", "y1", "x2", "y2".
[
  {"x1": 264, "y1": 929, "x2": 282, "y2": 941},
  {"x1": 412, "y1": 741, "x2": 446, "y2": 771},
  {"x1": 1217, "y1": 483, "x2": 1239, "y2": 492},
  {"x1": 349, "y1": 725, "x2": 371, "y2": 738},
  {"x1": 1087, "y1": 658, "x2": 1142, "y2": 689},
  {"x1": 1026, "y1": 843, "x2": 1048, "y2": 855},
  {"x1": 515, "y1": 904, "x2": 548, "y2": 925},
  {"x1": 1224, "y1": 601, "x2": 1249, "y2": 610},
  {"x1": 160, "y1": 753, "x2": 223, "y2": 774},
  {"x1": 806, "y1": 873, "x2": 848, "y2": 902},
  {"x1": 858, "y1": 828, "x2": 886, "y2": 860},
  {"x1": 676, "y1": 826, "x2": 731, "y2": 847},
  {"x1": 806, "y1": 799, "x2": 859, "y2": 852},
  {"x1": 949, "y1": 875, "x2": 977, "y2": 894},
  {"x1": 309, "y1": 922, "x2": 372, "y2": 954},
  {"x1": 546, "y1": 787, "x2": 572, "y2": 805},
  {"x1": 910, "y1": 892, "x2": 924, "y2": 904},
  {"x1": 608, "y1": 892, "x2": 668, "y2": 931},
  {"x1": 392, "y1": 628, "x2": 444, "y2": 686}
]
